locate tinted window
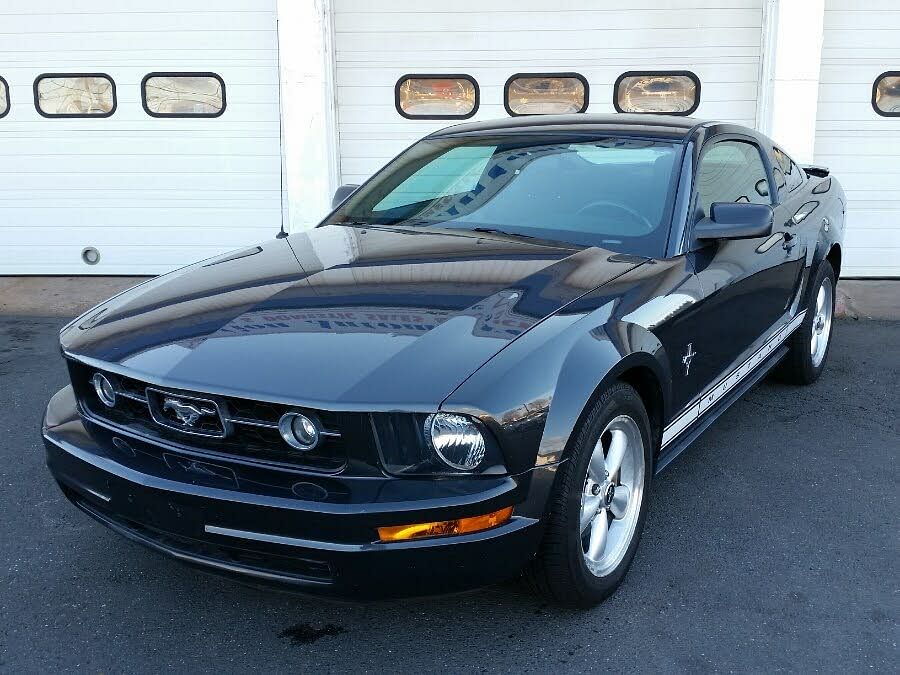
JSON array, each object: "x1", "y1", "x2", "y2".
[
  {"x1": 327, "y1": 135, "x2": 682, "y2": 257},
  {"x1": 695, "y1": 140, "x2": 770, "y2": 218},
  {"x1": 773, "y1": 147, "x2": 803, "y2": 196}
]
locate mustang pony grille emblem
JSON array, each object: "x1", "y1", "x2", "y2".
[
  {"x1": 682, "y1": 343, "x2": 697, "y2": 376},
  {"x1": 163, "y1": 398, "x2": 217, "y2": 428},
  {"x1": 145, "y1": 387, "x2": 227, "y2": 437}
]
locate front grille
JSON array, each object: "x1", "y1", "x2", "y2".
[{"x1": 69, "y1": 360, "x2": 359, "y2": 472}]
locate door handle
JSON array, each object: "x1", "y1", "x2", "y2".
[{"x1": 782, "y1": 231, "x2": 796, "y2": 252}]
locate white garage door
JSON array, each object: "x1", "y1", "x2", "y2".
[
  {"x1": 333, "y1": 0, "x2": 764, "y2": 185},
  {"x1": 814, "y1": 0, "x2": 900, "y2": 277},
  {"x1": 0, "y1": 0, "x2": 281, "y2": 275}
]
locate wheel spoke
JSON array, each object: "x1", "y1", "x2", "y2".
[
  {"x1": 609, "y1": 484, "x2": 630, "y2": 519},
  {"x1": 604, "y1": 429, "x2": 627, "y2": 479},
  {"x1": 587, "y1": 440, "x2": 607, "y2": 481},
  {"x1": 580, "y1": 495, "x2": 601, "y2": 533},
  {"x1": 587, "y1": 508, "x2": 608, "y2": 560},
  {"x1": 817, "y1": 286, "x2": 825, "y2": 314}
]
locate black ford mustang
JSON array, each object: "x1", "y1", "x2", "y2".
[{"x1": 43, "y1": 114, "x2": 844, "y2": 606}]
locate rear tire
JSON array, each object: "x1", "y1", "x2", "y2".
[
  {"x1": 524, "y1": 382, "x2": 652, "y2": 607},
  {"x1": 775, "y1": 261, "x2": 835, "y2": 385}
]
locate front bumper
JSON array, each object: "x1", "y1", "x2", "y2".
[{"x1": 43, "y1": 386, "x2": 551, "y2": 600}]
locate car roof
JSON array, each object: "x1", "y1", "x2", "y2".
[{"x1": 427, "y1": 113, "x2": 715, "y2": 142}]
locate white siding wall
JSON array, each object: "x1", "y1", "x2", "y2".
[
  {"x1": 814, "y1": 0, "x2": 900, "y2": 277},
  {"x1": 333, "y1": 0, "x2": 764, "y2": 185},
  {"x1": 0, "y1": 0, "x2": 281, "y2": 275}
]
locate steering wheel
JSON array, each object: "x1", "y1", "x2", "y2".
[{"x1": 574, "y1": 200, "x2": 654, "y2": 234}]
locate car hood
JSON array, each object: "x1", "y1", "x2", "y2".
[{"x1": 61, "y1": 225, "x2": 646, "y2": 408}]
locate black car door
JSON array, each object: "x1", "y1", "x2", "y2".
[{"x1": 678, "y1": 135, "x2": 806, "y2": 402}]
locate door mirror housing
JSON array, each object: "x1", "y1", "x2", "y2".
[
  {"x1": 332, "y1": 184, "x2": 360, "y2": 209},
  {"x1": 694, "y1": 202, "x2": 774, "y2": 241}
]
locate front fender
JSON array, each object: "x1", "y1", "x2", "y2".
[
  {"x1": 441, "y1": 296, "x2": 671, "y2": 473},
  {"x1": 539, "y1": 320, "x2": 671, "y2": 464}
]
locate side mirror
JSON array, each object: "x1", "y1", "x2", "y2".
[
  {"x1": 332, "y1": 184, "x2": 359, "y2": 209},
  {"x1": 694, "y1": 202, "x2": 774, "y2": 241}
]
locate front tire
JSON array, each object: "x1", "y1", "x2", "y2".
[
  {"x1": 525, "y1": 382, "x2": 652, "y2": 607},
  {"x1": 776, "y1": 260, "x2": 836, "y2": 385}
]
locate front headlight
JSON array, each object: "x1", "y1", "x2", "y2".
[
  {"x1": 372, "y1": 412, "x2": 506, "y2": 476},
  {"x1": 425, "y1": 413, "x2": 486, "y2": 470}
]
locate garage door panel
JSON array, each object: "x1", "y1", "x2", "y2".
[
  {"x1": 812, "y1": 156, "x2": 900, "y2": 174},
  {"x1": 819, "y1": 63, "x2": 900, "y2": 85},
  {"x1": 3, "y1": 12, "x2": 276, "y2": 34},
  {"x1": 336, "y1": 63, "x2": 760, "y2": 88},
  {"x1": 0, "y1": 172, "x2": 279, "y2": 192},
  {"x1": 820, "y1": 29, "x2": 900, "y2": 51},
  {"x1": 335, "y1": 9, "x2": 762, "y2": 33},
  {"x1": 2, "y1": 102, "x2": 279, "y2": 124},
  {"x1": 0, "y1": 138, "x2": 279, "y2": 157},
  {"x1": 337, "y1": 82, "x2": 755, "y2": 107},
  {"x1": 0, "y1": 190, "x2": 278, "y2": 206},
  {"x1": 11, "y1": 0, "x2": 275, "y2": 12},
  {"x1": 8, "y1": 155, "x2": 279, "y2": 175},
  {"x1": 845, "y1": 229, "x2": 900, "y2": 249},
  {"x1": 337, "y1": 28, "x2": 762, "y2": 53},
  {"x1": 828, "y1": 173, "x2": 900, "y2": 193},
  {"x1": 815, "y1": 100, "x2": 891, "y2": 121},
  {"x1": 2, "y1": 208, "x2": 281, "y2": 232},
  {"x1": 337, "y1": 47, "x2": 762, "y2": 64},
  {"x1": 3, "y1": 31, "x2": 275, "y2": 54},
  {"x1": 5, "y1": 245, "x2": 241, "y2": 275},
  {"x1": 335, "y1": 0, "x2": 760, "y2": 12},
  {"x1": 814, "y1": 0, "x2": 900, "y2": 276},
  {"x1": 841, "y1": 248, "x2": 899, "y2": 276},
  {"x1": 2, "y1": 224, "x2": 277, "y2": 248},
  {"x1": 824, "y1": 10, "x2": 900, "y2": 31},
  {"x1": 1, "y1": 66, "x2": 279, "y2": 86}
]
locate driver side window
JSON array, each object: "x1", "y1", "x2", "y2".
[{"x1": 695, "y1": 140, "x2": 770, "y2": 219}]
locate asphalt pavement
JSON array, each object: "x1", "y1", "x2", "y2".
[{"x1": 0, "y1": 315, "x2": 897, "y2": 673}]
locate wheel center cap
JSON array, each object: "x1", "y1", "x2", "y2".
[
  {"x1": 604, "y1": 483, "x2": 616, "y2": 506},
  {"x1": 815, "y1": 315, "x2": 825, "y2": 333}
]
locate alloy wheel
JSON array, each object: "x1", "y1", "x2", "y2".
[
  {"x1": 810, "y1": 276, "x2": 833, "y2": 368},
  {"x1": 579, "y1": 414, "x2": 645, "y2": 577}
]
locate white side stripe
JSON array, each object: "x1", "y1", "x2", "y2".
[{"x1": 661, "y1": 310, "x2": 807, "y2": 448}]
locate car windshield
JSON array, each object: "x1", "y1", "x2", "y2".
[{"x1": 324, "y1": 134, "x2": 683, "y2": 257}]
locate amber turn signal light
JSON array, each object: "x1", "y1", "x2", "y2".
[{"x1": 377, "y1": 506, "x2": 514, "y2": 542}]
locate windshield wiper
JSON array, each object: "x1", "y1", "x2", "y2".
[{"x1": 470, "y1": 227, "x2": 538, "y2": 240}]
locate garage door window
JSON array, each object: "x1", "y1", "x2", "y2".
[
  {"x1": 0, "y1": 77, "x2": 8, "y2": 118},
  {"x1": 614, "y1": 71, "x2": 700, "y2": 115},
  {"x1": 872, "y1": 71, "x2": 900, "y2": 117},
  {"x1": 395, "y1": 75, "x2": 478, "y2": 119},
  {"x1": 142, "y1": 73, "x2": 225, "y2": 117},
  {"x1": 34, "y1": 74, "x2": 116, "y2": 117},
  {"x1": 504, "y1": 73, "x2": 588, "y2": 116}
]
